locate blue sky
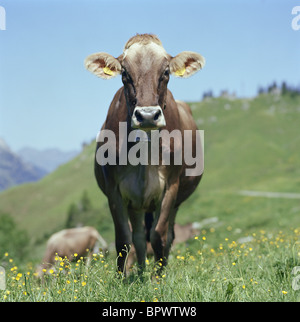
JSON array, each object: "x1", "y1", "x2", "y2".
[{"x1": 0, "y1": 0, "x2": 299, "y2": 151}]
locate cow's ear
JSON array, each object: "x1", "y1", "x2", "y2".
[
  {"x1": 84, "y1": 52, "x2": 121, "y2": 79},
  {"x1": 170, "y1": 51, "x2": 205, "y2": 78}
]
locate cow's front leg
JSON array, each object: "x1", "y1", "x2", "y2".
[
  {"x1": 108, "y1": 193, "x2": 131, "y2": 275},
  {"x1": 129, "y1": 210, "x2": 146, "y2": 273},
  {"x1": 151, "y1": 180, "x2": 179, "y2": 269}
]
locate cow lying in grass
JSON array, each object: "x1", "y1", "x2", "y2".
[{"x1": 36, "y1": 226, "x2": 107, "y2": 277}]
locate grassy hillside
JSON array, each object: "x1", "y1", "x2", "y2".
[
  {"x1": 0, "y1": 143, "x2": 109, "y2": 240},
  {"x1": 1, "y1": 92, "x2": 300, "y2": 302},
  {"x1": 178, "y1": 93, "x2": 300, "y2": 247},
  {"x1": 0, "y1": 92, "x2": 299, "y2": 258}
]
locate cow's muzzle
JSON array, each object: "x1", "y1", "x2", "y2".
[{"x1": 131, "y1": 106, "x2": 166, "y2": 130}]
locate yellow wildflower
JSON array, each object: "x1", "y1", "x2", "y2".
[{"x1": 16, "y1": 273, "x2": 22, "y2": 281}]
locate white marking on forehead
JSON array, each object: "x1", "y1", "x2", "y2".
[{"x1": 123, "y1": 42, "x2": 167, "y2": 60}]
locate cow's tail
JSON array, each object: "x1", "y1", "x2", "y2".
[{"x1": 145, "y1": 212, "x2": 153, "y2": 242}]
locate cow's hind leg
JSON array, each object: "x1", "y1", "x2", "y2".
[{"x1": 145, "y1": 212, "x2": 153, "y2": 242}]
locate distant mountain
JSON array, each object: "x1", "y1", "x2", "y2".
[
  {"x1": 18, "y1": 147, "x2": 79, "y2": 172},
  {"x1": 0, "y1": 138, "x2": 47, "y2": 191}
]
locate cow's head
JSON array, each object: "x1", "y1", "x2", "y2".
[{"x1": 85, "y1": 34, "x2": 205, "y2": 130}]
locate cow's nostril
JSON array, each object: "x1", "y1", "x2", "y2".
[
  {"x1": 135, "y1": 110, "x2": 144, "y2": 123},
  {"x1": 153, "y1": 110, "x2": 161, "y2": 121}
]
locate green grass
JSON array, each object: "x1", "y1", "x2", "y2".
[
  {"x1": 1, "y1": 227, "x2": 300, "y2": 302},
  {"x1": 1, "y1": 93, "x2": 300, "y2": 301}
]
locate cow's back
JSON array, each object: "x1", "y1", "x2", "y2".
[{"x1": 175, "y1": 100, "x2": 203, "y2": 207}]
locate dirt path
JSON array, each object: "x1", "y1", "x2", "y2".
[{"x1": 238, "y1": 190, "x2": 300, "y2": 199}]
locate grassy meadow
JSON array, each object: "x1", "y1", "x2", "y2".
[
  {"x1": 1, "y1": 92, "x2": 300, "y2": 302},
  {"x1": 1, "y1": 228, "x2": 300, "y2": 302}
]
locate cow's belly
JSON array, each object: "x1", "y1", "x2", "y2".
[{"x1": 119, "y1": 165, "x2": 166, "y2": 211}]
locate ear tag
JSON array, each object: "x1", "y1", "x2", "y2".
[
  {"x1": 103, "y1": 66, "x2": 114, "y2": 76},
  {"x1": 175, "y1": 66, "x2": 186, "y2": 76}
]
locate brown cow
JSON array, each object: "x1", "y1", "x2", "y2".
[
  {"x1": 85, "y1": 34, "x2": 204, "y2": 274},
  {"x1": 36, "y1": 226, "x2": 107, "y2": 277}
]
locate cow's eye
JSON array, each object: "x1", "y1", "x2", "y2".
[
  {"x1": 122, "y1": 69, "x2": 128, "y2": 79},
  {"x1": 160, "y1": 68, "x2": 170, "y2": 82},
  {"x1": 122, "y1": 69, "x2": 133, "y2": 85}
]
